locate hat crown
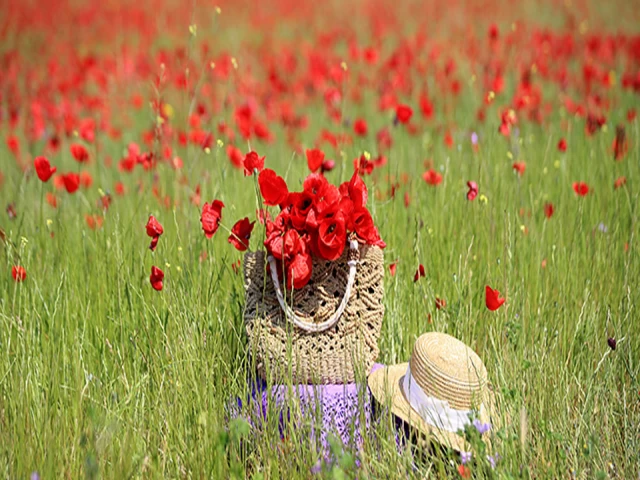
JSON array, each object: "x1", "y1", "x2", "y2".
[{"x1": 409, "y1": 332, "x2": 488, "y2": 410}]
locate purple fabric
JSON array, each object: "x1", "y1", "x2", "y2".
[{"x1": 231, "y1": 364, "x2": 384, "y2": 452}]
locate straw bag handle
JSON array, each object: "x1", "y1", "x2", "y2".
[{"x1": 267, "y1": 239, "x2": 359, "y2": 333}]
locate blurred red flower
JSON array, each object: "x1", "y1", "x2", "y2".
[
  {"x1": 353, "y1": 119, "x2": 368, "y2": 136},
  {"x1": 423, "y1": 169, "x2": 442, "y2": 186},
  {"x1": 512, "y1": 162, "x2": 526, "y2": 176},
  {"x1": 466, "y1": 181, "x2": 478, "y2": 201},
  {"x1": 34, "y1": 156, "x2": 56, "y2": 182},
  {"x1": 150, "y1": 266, "x2": 164, "y2": 291},
  {"x1": 414, "y1": 264, "x2": 425, "y2": 282},
  {"x1": 485, "y1": 285, "x2": 505, "y2": 311},
  {"x1": 62, "y1": 173, "x2": 80, "y2": 194},
  {"x1": 146, "y1": 215, "x2": 164, "y2": 251},
  {"x1": 396, "y1": 104, "x2": 413, "y2": 124},
  {"x1": 557, "y1": 138, "x2": 567, "y2": 152},
  {"x1": 12, "y1": 266, "x2": 26, "y2": 282},
  {"x1": 544, "y1": 202, "x2": 554, "y2": 219},
  {"x1": 572, "y1": 182, "x2": 590, "y2": 196},
  {"x1": 70, "y1": 144, "x2": 89, "y2": 163}
]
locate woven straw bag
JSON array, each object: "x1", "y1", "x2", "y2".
[{"x1": 243, "y1": 239, "x2": 384, "y2": 384}]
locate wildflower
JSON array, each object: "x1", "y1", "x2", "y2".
[
  {"x1": 12, "y1": 266, "x2": 27, "y2": 282},
  {"x1": 146, "y1": 215, "x2": 164, "y2": 251},
  {"x1": 466, "y1": 181, "x2": 478, "y2": 201},
  {"x1": 228, "y1": 217, "x2": 255, "y2": 252},
  {"x1": 607, "y1": 337, "x2": 617, "y2": 350},
  {"x1": 544, "y1": 202, "x2": 554, "y2": 219},
  {"x1": 70, "y1": 143, "x2": 90, "y2": 163},
  {"x1": 485, "y1": 286, "x2": 505, "y2": 311},
  {"x1": 512, "y1": 161, "x2": 526, "y2": 176},
  {"x1": 473, "y1": 418, "x2": 492, "y2": 434},
  {"x1": 150, "y1": 266, "x2": 164, "y2": 291},
  {"x1": 460, "y1": 451, "x2": 472, "y2": 465},
  {"x1": 457, "y1": 464, "x2": 471, "y2": 478},
  {"x1": 243, "y1": 151, "x2": 265, "y2": 176},
  {"x1": 487, "y1": 453, "x2": 500, "y2": 469},
  {"x1": 572, "y1": 182, "x2": 590, "y2": 196},
  {"x1": 201, "y1": 200, "x2": 224, "y2": 238},
  {"x1": 305, "y1": 148, "x2": 325, "y2": 173},
  {"x1": 353, "y1": 118, "x2": 368, "y2": 136},
  {"x1": 557, "y1": 138, "x2": 567, "y2": 152},
  {"x1": 258, "y1": 169, "x2": 289, "y2": 206},
  {"x1": 62, "y1": 173, "x2": 80, "y2": 194},
  {"x1": 414, "y1": 264, "x2": 425, "y2": 282},
  {"x1": 395, "y1": 104, "x2": 413, "y2": 124},
  {"x1": 423, "y1": 169, "x2": 443, "y2": 186},
  {"x1": 389, "y1": 261, "x2": 397, "y2": 277},
  {"x1": 34, "y1": 156, "x2": 56, "y2": 182},
  {"x1": 614, "y1": 176, "x2": 626, "y2": 189}
]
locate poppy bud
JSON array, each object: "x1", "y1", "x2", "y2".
[{"x1": 607, "y1": 337, "x2": 617, "y2": 350}]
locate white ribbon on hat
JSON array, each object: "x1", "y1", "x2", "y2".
[{"x1": 402, "y1": 364, "x2": 474, "y2": 433}]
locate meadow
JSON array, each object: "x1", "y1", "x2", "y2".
[{"x1": 1, "y1": 0, "x2": 639, "y2": 478}]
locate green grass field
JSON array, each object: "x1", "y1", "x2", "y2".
[{"x1": 1, "y1": 0, "x2": 639, "y2": 478}]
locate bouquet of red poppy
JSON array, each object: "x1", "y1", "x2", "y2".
[
  {"x1": 259, "y1": 167, "x2": 386, "y2": 290},
  {"x1": 244, "y1": 164, "x2": 386, "y2": 384}
]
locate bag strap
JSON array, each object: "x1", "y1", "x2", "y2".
[{"x1": 266, "y1": 239, "x2": 359, "y2": 333}]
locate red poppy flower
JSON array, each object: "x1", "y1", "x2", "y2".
[
  {"x1": 201, "y1": 200, "x2": 224, "y2": 238},
  {"x1": 259, "y1": 169, "x2": 289, "y2": 206},
  {"x1": 286, "y1": 251, "x2": 313, "y2": 290},
  {"x1": 396, "y1": 104, "x2": 413, "y2": 124},
  {"x1": 544, "y1": 202, "x2": 554, "y2": 219},
  {"x1": 150, "y1": 266, "x2": 164, "y2": 291},
  {"x1": 423, "y1": 169, "x2": 443, "y2": 186},
  {"x1": 466, "y1": 181, "x2": 478, "y2": 201},
  {"x1": 70, "y1": 143, "x2": 89, "y2": 163},
  {"x1": 229, "y1": 217, "x2": 255, "y2": 251},
  {"x1": 34, "y1": 156, "x2": 56, "y2": 182},
  {"x1": 317, "y1": 211, "x2": 347, "y2": 261},
  {"x1": 557, "y1": 138, "x2": 567, "y2": 152},
  {"x1": 227, "y1": 145, "x2": 244, "y2": 169},
  {"x1": 572, "y1": 182, "x2": 590, "y2": 196},
  {"x1": 485, "y1": 285, "x2": 505, "y2": 311},
  {"x1": 512, "y1": 162, "x2": 526, "y2": 176},
  {"x1": 389, "y1": 261, "x2": 397, "y2": 276},
  {"x1": 46, "y1": 192, "x2": 57, "y2": 208},
  {"x1": 12, "y1": 266, "x2": 26, "y2": 282},
  {"x1": 85, "y1": 214, "x2": 104, "y2": 230},
  {"x1": 305, "y1": 148, "x2": 324, "y2": 173},
  {"x1": 80, "y1": 171, "x2": 93, "y2": 189},
  {"x1": 353, "y1": 119, "x2": 368, "y2": 136},
  {"x1": 62, "y1": 173, "x2": 80, "y2": 194},
  {"x1": 146, "y1": 215, "x2": 163, "y2": 251},
  {"x1": 243, "y1": 151, "x2": 265, "y2": 176},
  {"x1": 435, "y1": 297, "x2": 446, "y2": 309},
  {"x1": 614, "y1": 176, "x2": 627, "y2": 189},
  {"x1": 457, "y1": 465, "x2": 471, "y2": 479},
  {"x1": 414, "y1": 264, "x2": 425, "y2": 282}
]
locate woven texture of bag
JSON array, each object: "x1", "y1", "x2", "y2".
[{"x1": 243, "y1": 245, "x2": 384, "y2": 384}]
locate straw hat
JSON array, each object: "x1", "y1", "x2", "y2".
[{"x1": 368, "y1": 332, "x2": 498, "y2": 451}]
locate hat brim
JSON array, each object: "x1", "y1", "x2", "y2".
[{"x1": 367, "y1": 363, "x2": 499, "y2": 452}]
